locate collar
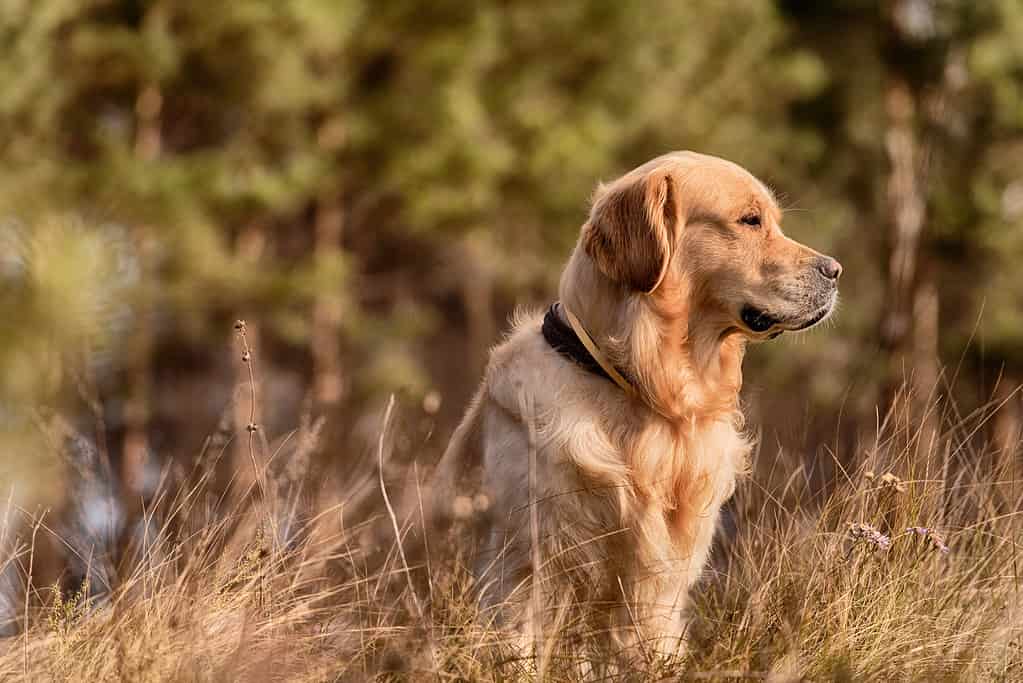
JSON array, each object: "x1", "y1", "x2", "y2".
[{"x1": 541, "y1": 302, "x2": 637, "y2": 397}]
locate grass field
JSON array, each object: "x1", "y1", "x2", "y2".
[{"x1": 0, "y1": 383, "x2": 1020, "y2": 682}]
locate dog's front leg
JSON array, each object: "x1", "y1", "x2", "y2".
[
  {"x1": 607, "y1": 570, "x2": 689, "y2": 666},
  {"x1": 474, "y1": 399, "x2": 532, "y2": 624}
]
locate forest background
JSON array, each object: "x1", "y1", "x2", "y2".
[{"x1": 1, "y1": 1, "x2": 1023, "y2": 677}]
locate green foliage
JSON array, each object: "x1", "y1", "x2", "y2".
[{"x1": 0, "y1": 0, "x2": 1021, "y2": 439}]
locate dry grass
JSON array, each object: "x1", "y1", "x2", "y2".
[{"x1": 0, "y1": 381, "x2": 1021, "y2": 681}]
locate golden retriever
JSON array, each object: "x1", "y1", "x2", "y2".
[{"x1": 430, "y1": 151, "x2": 841, "y2": 661}]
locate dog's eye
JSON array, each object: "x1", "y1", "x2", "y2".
[{"x1": 739, "y1": 214, "x2": 761, "y2": 227}]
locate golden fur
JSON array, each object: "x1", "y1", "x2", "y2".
[{"x1": 431, "y1": 151, "x2": 841, "y2": 660}]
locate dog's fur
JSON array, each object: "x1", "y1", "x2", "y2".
[{"x1": 430, "y1": 151, "x2": 840, "y2": 659}]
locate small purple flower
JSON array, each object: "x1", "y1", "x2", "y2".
[
  {"x1": 905, "y1": 526, "x2": 950, "y2": 554},
  {"x1": 848, "y1": 522, "x2": 891, "y2": 552}
]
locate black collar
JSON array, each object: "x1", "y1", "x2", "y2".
[{"x1": 541, "y1": 303, "x2": 619, "y2": 387}]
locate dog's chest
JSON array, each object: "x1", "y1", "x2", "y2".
[
  {"x1": 647, "y1": 418, "x2": 745, "y2": 503},
  {"x1": 551, "y1": 407, "x2": 747, "y2": 510}
]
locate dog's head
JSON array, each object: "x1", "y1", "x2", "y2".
[{"x1": 579, "y1": 151, "x2": 840, "y2": 341}]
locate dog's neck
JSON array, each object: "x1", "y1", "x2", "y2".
[
  {"x1": 546, "y1": 303, "x2": 637, "y2": 396},
  {"x1": 559, "y1": 252, "x2": 746, "y2": 425},
  {"x1": 633, "y1": 300, "x2": 746, "y2": 424}
]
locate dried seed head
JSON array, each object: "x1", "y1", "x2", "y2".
[
  {"x1": 241, "y1": 351, "x2": 251, "y2": 363},
  {"x1": 905, "y1": 526, "x2": 950, "y2": 554},
  {"x1": 451, "y1": 495, "x2": 473, "y2": 520},
  {"x1": 472, "y1": 493, "x2": 490, "y2": 513},
  {"x1": 234, "y1": 319, "x2": 247, "y2": 331},
  {"x1": 246, "y1": 423, "x2": 259, "y2": 433},
  {"x1": 879, "y1": 472, "x2": 908, "y2": 493},
  {"x1": 422, "y1": 390, "x2": 442, "y2": 415}
]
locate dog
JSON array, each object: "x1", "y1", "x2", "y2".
[{"x1": 430, "y1": 151, "x2": 841, "y2": 662}]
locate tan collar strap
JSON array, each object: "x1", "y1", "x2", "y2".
[{"x1": 560, "y1": 305, "x2": 637, "y2": 398}]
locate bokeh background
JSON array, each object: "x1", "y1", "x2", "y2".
[{"x1": 2, "y1": 1, "x2": 1022, "y2": 513}]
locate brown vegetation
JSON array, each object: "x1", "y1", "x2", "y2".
[{"x1": 1, "y1": 353, "x2": 1019, "y2": 680}]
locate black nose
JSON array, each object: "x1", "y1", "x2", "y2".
[{"x1": 817, "y1": 256, "x2": 842, "y2": 280}]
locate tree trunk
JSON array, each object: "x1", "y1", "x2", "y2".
[
  {"x1": 992, "y1": 376, "x2": 1022, "y2": 496},
  {"x1": 459, "y1": 241, "x2": 495, "y2": 379},
  {"x1": 879, "y1": 0, "x2": 942, "y2": 471},
  {"x1": 880, "y1": 74, "x2": 928, "y2": 391},
  {"x1": 121, "y1": 83, "x2": 162, "y2": 499},
  {"x1": 311, "y1": 194, "x2": 345, "y2": 407}
]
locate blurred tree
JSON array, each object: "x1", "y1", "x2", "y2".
[
  {"x1": 0, "y1": 0, "x2": 352, "y2": 489},
  {"x1": 0, "y1": 0, "x2": 842, "y2": 457},
  {"x1": 880, "y1": 0, "x2": 937, "y2": 406},
  {"x1": 774, "y1": 0, "x2": 1023, "y2": 450},
  {"x1": 338, "y1": 0, "x2": 827, "y2": 393},
  {"x1": 0, "y1": 0, "x2": 1020, "y2": 488}
]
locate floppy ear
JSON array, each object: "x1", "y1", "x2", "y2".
[{"x1": 582, "y1": 171, "x2": 678, "y2": 293}]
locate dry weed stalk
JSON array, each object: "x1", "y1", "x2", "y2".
[{"x1": 233, "y1": 319, "x2": 264, "y2": 500}]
